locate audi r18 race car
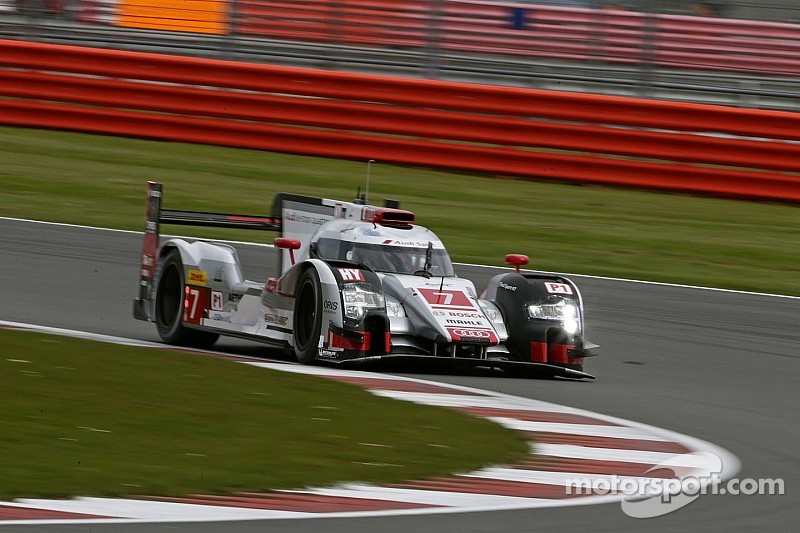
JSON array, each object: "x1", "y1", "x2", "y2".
[{"x1": 133, "y1": 182, "x2": 598, "y2": 379}]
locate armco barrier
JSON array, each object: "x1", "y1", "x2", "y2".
[{"x1": 0, "y1": 39, "x2": 799, "y2": 202}]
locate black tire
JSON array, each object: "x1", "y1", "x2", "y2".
[
  {"x1": 154, "y1": 249, "x2": 219, "y2": 348},
  {"x1": 293, "y1": 268, "x2": 322, "y2": 365}
]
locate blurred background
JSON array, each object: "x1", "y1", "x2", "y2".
[{"x1": 0, "y1": 1, "x2": 798, "y2": 109}]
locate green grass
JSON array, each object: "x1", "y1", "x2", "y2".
[
  {"x1": 0, "y1": 329, "x2": 528, "y2": 499},
  {"x1": 1, "y1": 126, "x2": 798, "y2": 295}
]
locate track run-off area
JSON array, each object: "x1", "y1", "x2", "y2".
[{"x1": 0, "y1": 218, "x2": 797, "y2": 532}]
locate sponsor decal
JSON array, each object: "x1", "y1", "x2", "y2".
[
  {"x1": 140, "y1": 234, "x2": 158, "y2": 278},
  {"x1": 446, "y1": 319, "x2": 484, "y2": 326},
  {"x1": 338, "y1": 268, "x2": 365, "y2": 282},
  {"x1": 265, "y1": 314, "x2": 289, "y2": 326},
  {"x1": 213, "y1": 266, "x2": 224, "y2": 282},
  {"x1": 283, "y1": 210, "x2": 328, "y2": 226},
  {"x1": 318, "y1": 349, "x2": 339, "y2": 358},
  {"x1": 323, "y1": 300, "x2": 339, "y2": 311},
  {"x1": 210, "y1": 290, "x2": 224, "y2": 311},
  {"x1": 499, "y1": 281, "x2": 517, "y2": 291},
  {"x1": 447, "y1": 311, "x2": 483, "y2": 318},
  {"x1": 418, "y1": 288, "x2": 473, "y2": 307},
  {"x1": 382, "y1": 239, "x2": 429, "y2": 247},
  {"x1": 451, "y1": 329, "x2": 492, "y2": 339},
  {"x1": 545, "y1": 282, "x2": 573, "y2": 295},
  {"x1": 447, "y1": 327, "x2": 496, "y2": 344},
  {"x1": 432, "y1": 310, "x2": 447, "y2": 317},
  {"x1": 188, "y1": 269, "x2": 207, "y2": 286}
]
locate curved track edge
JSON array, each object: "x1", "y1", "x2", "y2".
[{"x1": 0, "y1": 320, "x2": 740, "y2": 525}]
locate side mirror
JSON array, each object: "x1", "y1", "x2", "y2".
[
  {"x1": 274, "y1": 238, "x2": 302, "y2": 265},
  {"x1": 504, "y1": 254, "x2": 529, "y2": 273}
]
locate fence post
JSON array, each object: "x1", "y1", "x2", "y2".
[
  {"x1": 424, "y1": 0, "x2": 444, "y2": 79},
  {"x1": 221, "y1": 0, "x2": 239, "y2": 60},
  {"x1": 637, "y1": 0, "x2": 660, "y2": 97}
]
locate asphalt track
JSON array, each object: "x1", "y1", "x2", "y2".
[{"x1": 0, "y1": 218, "x2": 797, "y2": 532}]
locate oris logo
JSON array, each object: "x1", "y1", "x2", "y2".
[{"x1": 452, "y1": 329, "x2": 491, "y2": 338}]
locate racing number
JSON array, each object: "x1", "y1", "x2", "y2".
[
  {"x1": 418, "y1": 288, "x2": 472, "y2": 307},
  {"x1": 432, "y1": 292, "x2": 453, "y2": 305},
  {"x1": 183, "y1": 286, "x2": 208, "y2": 324}
]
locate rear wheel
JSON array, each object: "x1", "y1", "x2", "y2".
[
  {"x1": 154, "y1": 249, "x2": 219, "y2": 348},
  {"x1": 293, "y1": 268, "x2": 322, "y2": 365}
]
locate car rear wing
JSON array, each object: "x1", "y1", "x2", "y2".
[
  {"x1": 133, "y1": 181, "x2": 283, "y2": 321},
  {"x1": 133, "y1": 181, "x2": 402, "y2": 321}
]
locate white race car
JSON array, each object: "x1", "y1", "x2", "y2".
[{"x1": 133, "y1": 182, "x2": 598, "y2": 378}]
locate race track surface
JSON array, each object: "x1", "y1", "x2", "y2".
[{"x1": 0, "y1": 219, "x2": 797, "y2": 532}]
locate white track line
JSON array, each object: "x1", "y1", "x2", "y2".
[
  {"x1": 368, "y1": 390, "x2": 581, "y2": 413},
  {"x1": 486, "y1": 418, "x2": 669, "y2": 441},
  {"x1": 10, "y1": 498, "x2": 307, "y2": 521},
  {"x1": 2, "y1": 216, "x2": 797, "y2": 300},
  {"x1": 535, "y1": 444, "x2": 718, "y2": 467},
  {"x1": 463, "y1": 468, "x2": 660, "y2": 486}
]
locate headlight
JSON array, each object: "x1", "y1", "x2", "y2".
[
  {"x1": 385, "y1": 295, "x2": 406, "y2": 318},
  {"x1": 528, "y1": 298, "x2": 581, "y2": 334},
  {"x1": 342, "y1": 283, "x2": 385, "y2": 320}
]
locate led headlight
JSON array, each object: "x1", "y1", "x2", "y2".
[
  {"x1": 342, "y1": 283, "x2": 385, "y2": 320},
  {"x1": 528, "y1": 298, "x2": 581, "y2": 335}
]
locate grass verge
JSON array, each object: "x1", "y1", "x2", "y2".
[
  {"x1": 0, "y1": 329, "x2": 528, "y2": 500},
  {"x1": 0, "y1": 126, "x2": 798, "y2": 296}
]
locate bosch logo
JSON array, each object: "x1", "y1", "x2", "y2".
[
  {"x1": 452, "y1": 329, "x2": 491, "y2": 338},
  {"x1": 448, "y1": 312, "x2": 482, "y2": 318}
]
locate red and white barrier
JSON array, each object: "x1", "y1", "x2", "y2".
[{"x1": 0, "y1": 39, "x2": 798, "y2": 202}]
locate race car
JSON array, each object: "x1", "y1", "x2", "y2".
[{"x1": 133, "y1": 182, "x2": 598, "y2": 379}]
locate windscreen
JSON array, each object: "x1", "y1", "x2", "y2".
[{"x1": 316, "y1": 238, "x2": 455, "y2": 276}]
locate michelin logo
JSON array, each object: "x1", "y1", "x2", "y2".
[{"x1": 499, "y1": 281, "x2": 517, "y2": 291}]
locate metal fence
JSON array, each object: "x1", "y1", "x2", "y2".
[{"x1": 1, "y1": 1, "x2": 798, "y2": 109}]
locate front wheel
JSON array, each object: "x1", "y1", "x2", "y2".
[
  {"x1": 293, "y1": 268, "x2": 322, "y2": 365},
  {"x1": 154, "y1": 249, "x2": 219, "y2": 348}
]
